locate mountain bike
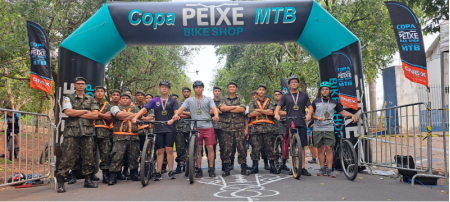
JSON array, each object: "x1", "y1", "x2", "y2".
[{"x1": 336, "y1": 117, "x2": 358, "y2": 181}]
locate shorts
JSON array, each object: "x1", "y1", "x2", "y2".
[
  {"x1": 294, "y1": 127, "x2": 308, "y2": 147},
  {"x1": 199, "y1": 128, "x2": 216, "y2": 146},
  {"x1": 313, "y1": 131, "x2": 335, "y2": 148},
  {"x1": 155, "y1": 132, "x2": 176, "y2": 149}
]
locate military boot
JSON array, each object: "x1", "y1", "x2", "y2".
[
  {"x1": 130, "y1": 169, "x2": 141, "y2": 181},
  {"x1": 116, "y1": 171, "x2": 126, "y2": 180},
  {"x1": 108, "y1": 172, "x2": 117, "y2": 186},
  {"x1": 102, "y1": 170, "x2": 110, "y2": 184},
  {"x1": 269, "y1": 160, "x2": 280, "y2": 174},
  {"x1": 122, "y1": 165, "x2": 130, "y2": 178},
  {"x1": 68, "y1": 170, "x2": 77, "y2": 184},
  {"x1": 91, "y1": 173, "x2": 100, "y2": 181},
  {"x1": 174, "y1": 162, "x2": 183, "y2": 174},
  {"x1": 240, "y1": 163, "x2": 250, "y2": 176},
  {"x1": 229, "y1": 158, "x2": 235, "y2": 170},
  {"x1": 222, "y1": 163, "x2": 231, "y2": 177},
  {"x1": 84, "y1": 175, "x2": 98, "y2": 188},
  {"x1": 280, "y1": 159, "x2": 290, "y2": 171},
  {"x1": 56, "y1": 176, "x2": 66, "y2": 193},
  {"x1": 221, "y1": 163, "x2": 225, "y2": 171},
  {"x1": 249, "y1": 160, "x2": 259, "y2": 174},
  {"x1": 263, "y1": 158, "x2": 270, "y2": 170}
]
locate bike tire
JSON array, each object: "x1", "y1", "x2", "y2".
[
  {"x1": 340, "y1": 139, "x2": 358, "y2": 181},
  {"x1": 39, "y1": 142, "x2": 50, "y2": 164},
  {"x1": 8, "y1": 138, "x2": 14, "y2": 161},
  {"x1": 188, "y1": 135, "x2": 196, "y2": 184},
  {"x1": 273, "y1": 135, "x2": 284, "y2": 171},
  {"x1": 290, "y1": 133, "x2": 302, "y2": 179},
  {"x1": 140, "y1": 138, "x2": 153, "y2": 187}
]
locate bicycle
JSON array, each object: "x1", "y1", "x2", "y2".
[
  {"x1": 136, "y1": 120, "x2": 168, "y2": 187},
  {"x1": 181, "y1": 119, "x2": 212, "y2": 184},
  {"x1": 273, "y1": 116, "x2": 305, "y2": 179},
  {"x1": 2, "y1": 129, "x2": 18, "y2": 161},
  {"x1": 336, "y1": 117, "x2": 358, "y2": 181}
]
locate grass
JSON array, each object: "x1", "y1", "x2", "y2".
[{"x1": 0, "y1": 159, "x2": 12, "y2": 164}]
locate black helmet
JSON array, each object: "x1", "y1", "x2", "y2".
[
  {"x1": 193, "y1": 80, "x2": 204, "y2": 88},
  {"x1": 288, "y1": 75, "x2": 299, "y2": 84},
  {"x1": 159, "y1": 80, "x2": 171, "y2": 88}
]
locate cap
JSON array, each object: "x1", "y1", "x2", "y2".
[
  {"x1": 145, "y1": 93, "x2": 153, "y2": 97},
  {"x1": 213, "y1": 86, "x2": 222, "y2": 91},
  {"x1": 135, "y1": 90, "x2": 145, "y2": 96},
  {"x1": 182, "y1": 87, "x2": 191, "y2": 91},
  {"x1": 257, "y1": 84, "x2": 267, "y2": 90},
  {"x1": 252, "y1": 91, "x2": 257, "y2": 95},
  {"x1": 121, "y1": 93, "x2": 132, "y2": 98},
  {"x1": 227, "y1": 81, "x2": 238, "y2": 87},
  {"x1": 274, "y1": 89, "x2": 282, "y2": 94},
  {"x1": 111, "y1": 89, "x2": 121, "y2": 94},
  {"x1": 94, "y1": 86, "x2": 105, "y2": 92},
  {"x1": 171, "y1": 93, "x2": 179, "y2": 98},
  {"x1": 74, "y1": 77, "x2": 87, "y2": 83}
]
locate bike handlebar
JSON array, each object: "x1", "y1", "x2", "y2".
[
  {"x1": 136, "y1": 120, "x2": 168, "y2": 125},
  {"x1": 180, "y1": 119, "x2": 213, "y2": 123}
]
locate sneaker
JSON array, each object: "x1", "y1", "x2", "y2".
[
  {"x1": 326, "y1": 169, "x2": 336, "y2": 178},
  {"x1": 168, "y1": 171, "x2": 176, "y2": 180},
  {"x1": 317, "y1": 168, "x2": 326, "y2": 176},
  {"x1": 308, "y1": 159, "x2": 317, "y2": 164},
  {"x1": 154, "y1": 171, "x2": 162, "y2": 181},
  {"x1": 208, "y1": 168, "x2": 216, "y2": 177},
  {"x1": 301, "y1": 168, "x2": 311, "y2": 176},
  {"x1": 195, "y1": 168, "x2": 203, "y2": 178}
]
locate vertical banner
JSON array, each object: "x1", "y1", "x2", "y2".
[
  {"x1": 280, "y1": 77, "x2": 289, "y2": 94},
  {"x1": 27, "y1": 20, "x2": 52, "y2": 94},
  {"x1": 385, "y1": 1, "x2": 428, "y2": 87},
  {"x1": 332, "y1": 52, "x2": 358, "y2": 110}
]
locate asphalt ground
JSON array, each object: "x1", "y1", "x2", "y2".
[{"x1": 1, "y1": 152, "x2": 448, "y2": 201}]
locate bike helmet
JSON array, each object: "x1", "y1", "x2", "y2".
[
  {"x1": 193, "y1": 80, "x2": 204, "y2": 88},
  {"x1": 159, "y1": 80, "x2": 171, "y2": 88},
  {"x1": 319, "y1": 81, "x2": 331, "y2": 90},
  {"x1": 288, "y1": 75, "x2": 299, "y2": 84}
]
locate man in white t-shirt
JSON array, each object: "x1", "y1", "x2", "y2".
[{"x1": 173, "y1": 80, "x2": 220, "y2": 178}]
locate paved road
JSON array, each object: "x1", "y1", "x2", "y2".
[{"x1": 1, "y1": 155, "x2": 448, "y2": 201}]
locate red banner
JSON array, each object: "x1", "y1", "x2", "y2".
[
  {"x1": 339, "y1": 93, "x2": 358, "y2": 111},
  {"x1": 401, "y1": 61, "x2": 428, "y2": 87},
  {"x1": 30, "y1": 74, "x2": 52, "y2": 94}
]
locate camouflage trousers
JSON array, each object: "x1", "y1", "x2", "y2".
[
  {"x1": 250, "y1": 133, "x2": 274, "y2": 161},
  {"x1": 109, "y1": 140, "x2": 140, "y2": 172},
  {"x1": 175, "y1": 132, "x2": 189, "y2": 163},
  {"x1": 221, "y1": 130, "x2": 247, "y2": 164},
  {"x1": 95, "y1": 137, "x2": 112, "y2": 170},
  {"x1": 57, "y1": 136, "x2": 95, "y2": 177}
]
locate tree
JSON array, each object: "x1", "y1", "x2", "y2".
[{"x1": 401, "y1": 0, "x2": 449, "y2": 34}]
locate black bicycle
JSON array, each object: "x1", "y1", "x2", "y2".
[
  {"x1": 136, "y1": 120, "x2": 167, "y2": 187},
  {"x1": 336, "y1": 117, "x2": 358, "y2": 181},
  {"x1": 181, "y1": 119, "x2": 212, "y2": 184},
  {"x1": 1, "y1": 129, "x2": 18, "y2": 161}
]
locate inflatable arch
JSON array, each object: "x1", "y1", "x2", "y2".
[{"x1": 56, "y1": 0, "x2": 366, "y2": 142}]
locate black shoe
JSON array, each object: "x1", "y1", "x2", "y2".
[
  {"x1": 130, "y1": 169, "x2": 140, "y2": 181},
  {"x1": 221, "y1": 163, "x2": 225, "y2": 171},
  {"x1": 174, "y1": 163, "x2": 184, "y2": 174},
  {"x1": 168, "y1": 171, "x2": 176, "y2": 179},
  {"x1": 0, "y1": 154, "x2": 5, "y2": 158},
  {"x1": 56, "y1": 176, "x2": 66, "y2": 193},
  {"x1": 91, "y1": 173, "x2": 100, "y2": 181},
  {"x1": 263, "y1": 158, "x2": 269, "y2": 170},
  {"x1": 269, "y1": 160, "x2": 280, "y2": 174},
  {"x1": 222, "y1": 163, "x2": 230, "y2": 177},
  {"x1": 108, "y1": 172, "x2": 117, "y2": 186},
  {"x1": 84, "y1": 175, "x2": 98, "y2": 188},
  {"x1": 122, "y1": 169, "x2": 130, "y2": 178},
  {"x1": 229, "y1": 159, "x2": 235, "y2": 170},
  {"x1": 249, "y1": 160, "x2": 259, "y2": 174},
  {"x1": 102, "y1": 170, "x2": 110, "y2": 184},
  {"x1": 308, "y1": 159, "x2": 317, "y2": 164},
  {"x1": 301, "y1": 168, "x2": 311, "y2": 176},
  {"x1": 288, "y1": 169, "x2": 293, "y2": 175},
  {"x1": 195, "y1": 168, "x2": 203, "y2": 178},
  {"x1": 116, "y1": 172, "x2": 126, "y2": 180},
  {"x1": 68, "y1": 170, "x2": 77, "y2": 184},
  {"x1": 280, "y1": 159, "x2": 290, "y2": 171},
  {"x1": 154, "y1": 171, "x2": 162, "y2": 181},
  {"x1": 240, "y1": 163, "x2": 250, "y2": 176},
  {"x1": 161, "y1": 164, "x2": 168, "y2": 174},
  {"x1": 208, "y1": 167, "x2": 216, "y2": 177}
]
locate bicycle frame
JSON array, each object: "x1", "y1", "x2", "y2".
[
  {"x1": 280, "y1": 121, "x2": 299, "y2": 159},
  {"x1": 188, "y1": 122, "x2": 200, "y2": 161}
]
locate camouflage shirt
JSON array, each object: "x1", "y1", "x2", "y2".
[
  {"x1": 218, "y1": 94, "x2": 246, "y2": 132},
  {"x1": 176, "y1": 99, "x2": 191, "y2": 133},
  {"x1": 248, "y1": 97, "x2": 275, "y2": 134},
  {"x1": 136, "y1": 103, "x2": 154, "y2": 136},
  {"x1": 273, "y1": 102, "x2": 287, "y2": 135},
  {"x1": 212, "y1": 98, "x2": 223, "y2": 130},
  {"x1": 110, "y1": 104, "x2": 140, "y2": 141},
  {"x1": 62, "y1": 93, "x2": 99, "y2": 137},
  {"x1": 94, "y1": 102, "x2": 112, "y2": 138}
]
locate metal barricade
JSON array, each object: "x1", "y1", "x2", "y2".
[
  {"x1": 357, "y1": 102, "x2": 445, "y2": 185},
  {"x1": 0, "y1": 108, "x2": 54, "y2": 188}
]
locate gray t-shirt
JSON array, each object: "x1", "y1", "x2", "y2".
[
  {"x1": 312, "y1": 98, "x2": 343, "y2": 131},
  {"x1": 181, "y1": 96, "x2": 216, "y2": 129}
]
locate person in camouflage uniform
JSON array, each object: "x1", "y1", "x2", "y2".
[
  {"x1": 93, "y1": 86, "x2": 113, "y2": 184},
  {"x1": 108, "y1": 93, "x2": 141, "y2": 185},
  {"x1": 174, "y1": 87, "x2": 191, "y2": 174},
  {"x1": 272, "y1": 89, "x2": 290, "y2": 172},
  {"x1": 56, "y1": 77, "x2": 100, "y2": 193},
  {"x1": 135, "y1": 90, "x2": 154, "y2": 151},
  {"x1": 247, "y1": 84, "x2": 279, "y2": 174},
  {"x1": 219, "y1": 82, "x2": 250, "y2": 177},
  {"x1": 208, "y1": 86, "x2": 223, "y2": 170},
  {"x1": 109, "y1": 89, "x2": 128, "y2": 180}
]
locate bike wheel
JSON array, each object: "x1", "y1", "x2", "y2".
[
  {"x1": 340, "y1": 139, "x2": 358, "y2": 181},
  {"x1": 140, "y1": 138, "x2": 154, "y2": 187},
  {"x1": 273, "y1": 135, "x2": 284, "y2": 171},
  {"x1": 290, "y1": 133, "x2": 302, "y2": 179},
  {"x1": 39, "y1": 142, "x2": 50, "y2": 164},
  {"x1": 188, "y1": 135, "x2": 197, "y2": 184},
  {"x1": 8, "y1": 138, "x2": 14, "y2": 161}
]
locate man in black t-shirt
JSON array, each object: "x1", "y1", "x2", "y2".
[
  {"x1": 0, "y1": 107, "x2": 24, "y2": 158},
  {"x1": 274, "y1": 75, "x2": 313, "y2": 176}
]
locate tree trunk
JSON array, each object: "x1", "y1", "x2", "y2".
[
  {"x1": 300, "y1": 78, "x2": 307, "y2": 93},
  {"x1": 368, "y1": 79, "x2": 377, "y2": 127}
]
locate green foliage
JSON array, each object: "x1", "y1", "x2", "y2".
[{"x1": 400, "y1": 0, "x2": 448, "y2": 35}]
